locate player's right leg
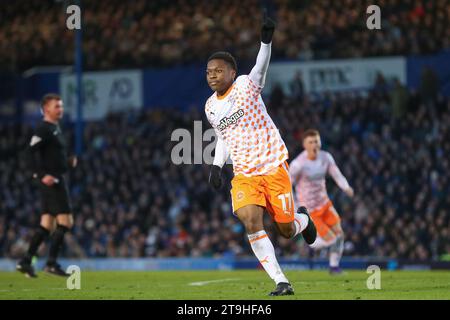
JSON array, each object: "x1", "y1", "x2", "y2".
[
  {"x1": 321, "y1": 205, "x2": 344, "y2": 274},
  {"x1": 263, "y1": 162, "x2": 316, "y2": 244},
  {"x1": 235, "y1": 205, "x2": 293, "y2": 296},
  {"x1": 16, "y1": 214, "x2": 55, "y2": 278}
]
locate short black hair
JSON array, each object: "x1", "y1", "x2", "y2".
[
  {"x1": 207, "y1": 51, "x2": 237, "y2": 71},
  {"x1": 41, "y1": 93, "x2": 61, "y2": 108}
]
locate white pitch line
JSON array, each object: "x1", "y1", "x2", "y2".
[
  {"x1": 0, "y1": 288, "x2": 66, "y2": 292},
  {"x1": 188, "y1": 278, "x2": 241, "y2": 287}
]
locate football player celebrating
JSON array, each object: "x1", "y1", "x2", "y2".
[{"x1": 205, "y1": 10, "x2": 316, "y2": 296}]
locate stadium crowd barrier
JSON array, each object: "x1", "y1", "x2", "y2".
[{"x1": 0, "y1": 258, "x2": 449, "y2": 271}]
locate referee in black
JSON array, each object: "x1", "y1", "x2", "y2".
[{"x1": 17, "y1": 93, "x2": 77, "y2": 278}]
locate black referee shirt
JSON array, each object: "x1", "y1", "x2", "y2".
[{"x1": 27, "y1": 121, "x2": 69, "y2": 178}]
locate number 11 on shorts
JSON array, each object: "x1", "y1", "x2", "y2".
[{"x1": 278, "y1": 192, "x2": 293, "y2": 215}]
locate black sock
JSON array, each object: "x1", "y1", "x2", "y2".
[
  {"x1": 24, "y1": 226, "x2": 50, "y2": 263},
  {"x1": 47, "y1": 224, "x2": 69, "y2": 266}
]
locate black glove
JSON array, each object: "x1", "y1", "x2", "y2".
[
  {"x1": 261, "y1": 8, "x2": 276, "y2": 44},
  {"x1": 209, "y1": 165, "x2": 223, "y2": 190}
]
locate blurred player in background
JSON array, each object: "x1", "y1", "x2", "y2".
[
  {"x1": 289, "y1": 129, "x2": 354, "y2": 274},
  {"x1": 16, "y1": 94, "x2": 77, "y2": 278},
  {"x1": 205, "y1": 11, "x2": 316, "y2": 296}
]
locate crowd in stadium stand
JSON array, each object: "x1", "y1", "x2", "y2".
[
  {"x1": 0, "y1": 0, "x2": 449, "y2": 262},
  {"x1": 1, "y1": 76, "x2": 449, "y2": 261},
  {"x1": 1, "y1": 0, "x2": 449, "y2": 71}
]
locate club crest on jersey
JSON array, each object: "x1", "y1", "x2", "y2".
[
  {"x1": 217, "y1": 109, "x2": 244, "y2": 131},
  {"x1": 236, "y1": 191, "x2": 245, "y2": 201}
]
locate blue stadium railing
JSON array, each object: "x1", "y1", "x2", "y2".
[{"x1": 0, "y1": 257, "x2": 449, "y2": 271}]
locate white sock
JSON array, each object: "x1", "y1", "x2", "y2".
[
  {"x1": 329, "y1": 252, "x2": 340, "y2": 267},
  {"x1": 329, "y1": 235, "x2": 344, "y2": 268},
  {"x1": 248, "y1": 230, "x2": 289, "y2": 284},
  {"x1": 293, "y1": 213, "x2": 309, "y2": 237},
  {"x1": 309, "y1": 236, "x2": 336, "y2": 250}
]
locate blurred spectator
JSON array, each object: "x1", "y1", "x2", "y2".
[
  {"x1": 289, "y1": 71, "x2": 304, "y2": 101},
  {"x1": 372, "y1": 72, "x2": 388, "y2": 95},
  {"x1": 269, "y1": 83, "x2": 285, "y2": 110},
  {"x1": 420, "y1": 66, "x2": 439, "y2": 105},
  {"x1": 391, "y1": 78, "x2": 409, "y2": 119}
]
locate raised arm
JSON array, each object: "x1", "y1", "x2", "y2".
[
  {"x1": 248, "y1": 9, "x2": 275, "y2": 88},
  {"x1": 327, "y1": 153, "x2": 354, "y2": 197},
  {"x1": 248, "y1": 43, "x2": 272, "y2": 88}
]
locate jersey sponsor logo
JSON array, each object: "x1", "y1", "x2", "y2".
[
  {"x1": 217, "y1": 109, "x2": 244, "y2": 131},
  {"x1": 30, "y1": 135, "x2": 42, "y2": 146}
]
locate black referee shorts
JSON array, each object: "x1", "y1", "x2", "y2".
[{"x1": 38, "y1": 175, "x2": 72, "y2": 215}]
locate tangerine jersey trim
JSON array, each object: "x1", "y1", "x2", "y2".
[{"x1": 217, "y1": 84, "x2": 235, "y2": 100}]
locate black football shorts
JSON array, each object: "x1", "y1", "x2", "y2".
[{"x1": 39, "y1": 175, "x2": 72, "y2": 215}]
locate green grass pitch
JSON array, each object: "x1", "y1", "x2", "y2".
[{"x1": 1, "y1": 270, "x2": 449, "y2": 300}]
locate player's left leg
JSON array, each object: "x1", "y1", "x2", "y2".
[
  {"x1": 44, "y1": 213, "x2": 73, "y2": 277},
  {"x1": 44, "y1": 176, "x2": 73, "y2": 277},
  {"x1": 323, "y1": 206, "x2": 344, "y2": 274}
]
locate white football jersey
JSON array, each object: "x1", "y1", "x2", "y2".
[
  {"x1": 205, "y1": 75, "x2": 288, "y2": 176},
  {"x1": 289, "y1": 150, "x2": 350, "y2": 211}
]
